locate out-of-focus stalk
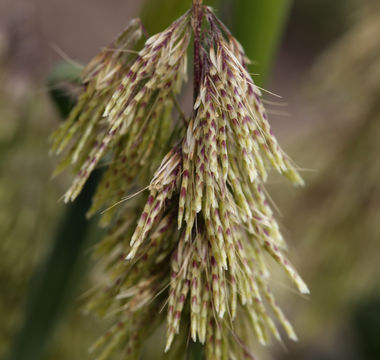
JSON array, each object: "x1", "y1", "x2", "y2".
[
  {"x1": 232, "y1": 0, "x2": 293, "y2": 87},
  {"x1": 8, "y1": 63, "x2": 100, "y2": 360}
]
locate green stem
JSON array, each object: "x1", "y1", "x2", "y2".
[
  {"x1": 8, "y1": 63, "x2": 101, "y2": 360},
  {"x1": 187, "y1": 340, "x2": 204, "y2": 360},
  {"x1": 9, "y1": 171, "x2": 101, "y2": 360},
  {"x1": 231, "y1": 0, "x2": 293, "y2": 87}
]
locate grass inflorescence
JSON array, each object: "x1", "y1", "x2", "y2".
[{"x1": 51, "y1": 4, "x2": 307, "y2": 360}]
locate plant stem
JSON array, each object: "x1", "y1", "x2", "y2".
[
  {"x1": 192, "y1": 0, "x2": 203, "y2": 103},
  {"x1": 8, "y1": 65, "x2": 101, "y2": 360},
  {"x1": 231, "y1": 0, "x2": 293, "y2": 87},
  {"x1": 190, "y1": 3, "x2": 204, "y2": 359}
]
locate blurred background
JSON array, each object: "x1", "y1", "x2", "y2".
[{"x1": 0, "y1": 0, "x2": 379, "y2": 359}]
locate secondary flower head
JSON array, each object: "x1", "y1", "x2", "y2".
[{"x1": 51, "y1": 4, "x2": 308, "y2": 360}]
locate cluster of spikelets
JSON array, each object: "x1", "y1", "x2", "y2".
[{"x1": 51, "y1": 6, "x2": 308, "y2": 360}]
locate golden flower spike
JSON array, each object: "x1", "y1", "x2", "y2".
[{"x1": 52, "y1": 2, "x2": 308, "y2": 359}]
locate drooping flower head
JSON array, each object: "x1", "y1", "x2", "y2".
[
  {"x1": 51, "y1": 12, "x2": 190, "y2": 224},
  {"x1": 51, "y1": 4, "x2": 308, "y2": 360}
]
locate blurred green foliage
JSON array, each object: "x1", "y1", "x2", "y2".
[
  {"x1": 0, "y1": 78, "x2": 66, "y2": 357},
  {"x1": 287, "y1": 0, "x2": 355, "y2": 52},
  {"x1": 353, "y1": 297, "x2": 380, "y2": 359},
  {"x1": 230, "y1": 0, "x2": 292, "y2": 87},
  {"x1": 274, "y1": 3, "x2": 380, "y2": 358},
  {"x1": 8, "y1": 62, "x2": 102, "y2": 360}
]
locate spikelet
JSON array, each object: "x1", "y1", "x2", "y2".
[
  {"x1": 53, "y1": 13, "x2": 190, "y2": 205},
  {"x1": 50, "y1": 18, "x2": 144, "y2": 173},
  {"x1": 51, "y1": 4, "x2": 308, "y2": 360}
]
